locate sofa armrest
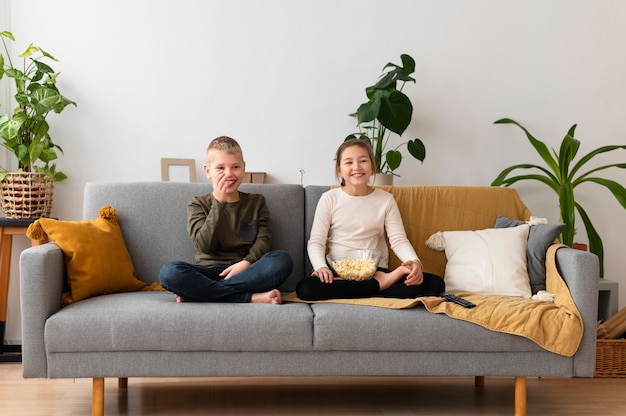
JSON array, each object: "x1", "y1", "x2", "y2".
[
  {"x1": 19, "y1": 243, "x2": 65, "y2": 378},
  {"x1": 554, "y1": 246, "x2": 599, "y2": 377}
]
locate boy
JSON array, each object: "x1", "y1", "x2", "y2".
[{"x1": 159, "y1": 136, "x2": 293, "y2": 304}]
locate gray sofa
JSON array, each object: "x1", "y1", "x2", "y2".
[{"x1": 20, "y1": 182, "x2": 599, "y2": 416}]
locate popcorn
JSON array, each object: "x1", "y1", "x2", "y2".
[{"x1": 331, "y1": 257, "x2": 377, "y2": 281}]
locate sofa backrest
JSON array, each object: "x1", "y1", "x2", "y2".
[
  {"x1": 82, "y1": 182, "x2": 530, "y2": 292},
  {"x1": 304, "y1": 185, "x2": 531, "y2": 279},
  {"x1": 83, "y1": 182, "x2": 305, "y2": 292}
]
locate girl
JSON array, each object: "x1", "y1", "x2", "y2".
[{"x1": 296, "y1": 139, "x2": 444, "y2": 300}]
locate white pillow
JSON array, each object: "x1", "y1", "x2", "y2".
[{"x1": 442, "y1": 224, "x2": 531, "y2": 298}]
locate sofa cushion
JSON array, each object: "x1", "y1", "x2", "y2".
[
  {"x1": 26, "y1": 206, "x2": 163, "y2": 306},
  {"x1": 495, "y1": 215, "x2": 565, "y2": 294},
  {"x1": 310, "y1": 303, "x2": 543, "y2": 352},
  {"x1": 44, "y1": 292, "x2": 315, "y2": 353},
  {"x1": 430, "y1": 225, "x2": 532, "y2": 298}
]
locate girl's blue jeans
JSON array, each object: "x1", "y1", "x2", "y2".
[{"x1": 159, "y1": 250, "x2": 293, "y2": 303}]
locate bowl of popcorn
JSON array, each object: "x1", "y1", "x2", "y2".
[{"x1": 326, "y1": 249, "x2": 382, "y2": 281}]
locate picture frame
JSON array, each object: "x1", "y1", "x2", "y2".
[{"x1": 161, "y1": 158, "x2": 197, "y2": 182}]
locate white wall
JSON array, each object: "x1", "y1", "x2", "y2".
[{"x1": 2, "y1": 0, "x2": 625, "y2": 343}]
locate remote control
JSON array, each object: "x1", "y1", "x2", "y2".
[{"x1": 440, "y1": 292, "x2": 476, "y2": 308}]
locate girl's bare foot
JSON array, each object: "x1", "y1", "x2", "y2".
[
  {"x1": 174, "y1": 294, "x2": 185, "y2": 303},
  {"x1": 374, "y1": 265, "x2": 412, "y2": 291},
  {"x1": 251, "y1": 289, "x2": 282, "y2": 304}
]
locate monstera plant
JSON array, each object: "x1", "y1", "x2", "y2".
[
  {"x1": 491, "y1": 118, "x2": 626, "y2": 276},
  {"x1": 346, "y1": 53, "x2": 425, "y2": 176}
]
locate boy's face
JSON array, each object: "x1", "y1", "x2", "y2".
[{"x1": 204, "y1": 150, "x2": 245, "y2": 195}]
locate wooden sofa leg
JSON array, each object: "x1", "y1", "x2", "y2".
[
  {"x1": 92, "y1": 378, "x2": 104, "y2": 416},
  {"x1": 118, "y1": 378, "x2": 128, "y2": 388},
  {"x1": 474, "y1": 376, "x2": 485, "y2": 387},
  {"x1": 514, "y1": 376, "x2": 527, "y2": 416}
]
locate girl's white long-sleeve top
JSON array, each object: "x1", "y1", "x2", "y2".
[{"x1": 307, "y1": 187, "x2": 419, "y2": 271}]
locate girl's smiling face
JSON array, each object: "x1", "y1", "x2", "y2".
[{"x1": 337, "y1": 144, "x2": 374, "y2": 188}]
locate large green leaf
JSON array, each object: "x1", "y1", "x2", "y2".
[
  {"x1": 581, "y1": 177, "x2": 626, "y2": 208},
  {"x1": 559, "y1": 182, "x2": 576, "y2": 246},
  {"x1": 495, "y1": 173, "x2": 560, "y2": 193},
  {"x1": 400, "y1": 54, "x2": 416, "y2": 74},
  {"x1": 570, "y1": 145, "x2": 626, "y2": 178},
  {"x1": 407, "y1": 139, "x2": 425, "y2": 162},
  {"x1": 557, "y1": 128, "x2": 579, "y2": 181},
  {"x1": 491, "y1": 163, "x2": 559, "y2": 190},
  {"x1": 385, "y1": 150, "x2": 402, "y2": 171},
  {"x1": 0, "y1": 30, "x2": 15, "y2": 41},
  {"x1": 32, "y1": 59, "x2": 54, "y2": 75},
  {"x1": 356, "y1": 98, "x2": 380, "y2": 124},
  {"x1": 576, "y1": 202, "x2": 604, "y2": 276},
  {"x1": 18, "y1": 43, "x2": 38, "y2": 59},
  {"x1": 377, "y1": 90, "x2": 412, "y2": 136},
  {"x1": 0, "y1": 111, "x2": 27, "y2": 141},
  {"x1": 30, "y1": 86, "x2": 62, "y2": 115},
  {"x1": 495, "y1": 119, "x2": 560, "y2": 175}
]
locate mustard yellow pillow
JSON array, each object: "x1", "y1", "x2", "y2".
[{"x1": 27, "y1": 205, "x2": 163, "y2": 306}]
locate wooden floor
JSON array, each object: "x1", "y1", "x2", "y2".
[{"x1": 2, "y1": 363, "x2": 626, "y2": 415}]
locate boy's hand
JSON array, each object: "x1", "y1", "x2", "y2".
[
  {"x1": 212, "y1": 172, "x2": 239, "y2": 203},
  {"x1": 220, "y1": 260, "x2": 252, "y2": 279}
]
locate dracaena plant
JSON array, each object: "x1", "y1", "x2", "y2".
[
  {"x1": 491, "y1": 118, "x2": 626, "y2": 276},
  {"x1": 0, "y1": 30, "x2": 76, "y2": 181},
  {"x1": 346, "y1": 53, "x2": 425, "y2": 175}
]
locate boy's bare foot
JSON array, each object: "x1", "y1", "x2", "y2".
[
  {"x1": 251, "y1": 289, "x2": 282, "y2": 304},
  {"x1": 374, "y1": 265, "x2": 412, "y2": 291}
]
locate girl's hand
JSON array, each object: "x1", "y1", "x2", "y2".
[
  {"x1": 220, "y1": 260, "x2": 251, "y2": 279},
  {"x1": 403, "y1": 260, "x2": 424, "y2": 286},
  {"x1": 312, "y1": 267, "x2": 334, "y2": 284}
]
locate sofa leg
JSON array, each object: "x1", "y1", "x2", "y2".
[
  {"x1": 514, "y1": 376, "x2": 527, "y2": 416},
  {"x1": 474, "y1": 376, "x2": 485, "y2": 387},
  {"x1": 92, "y1": 378, "x2": 104, "y2": 416},
  {"x1": 118, "y1": 378, "x2": 128, "y2": 388}
]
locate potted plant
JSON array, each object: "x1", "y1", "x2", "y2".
[
  {"x1": 0, "y1": 30, "x2": 76, "y2": 218},
  {"x1": 491, "y1": 118, "x2": 626, "y2": 276},
  {"x1": 345, "y1": 53, "x2": 425, "y2": 182}
]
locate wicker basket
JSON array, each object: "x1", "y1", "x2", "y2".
[
  {"x1": 595, "y1": 339, "x2": 626, "y2": 377},
  {"x1": 0, "y1": 172, "x2": 54, "y2": 219}
]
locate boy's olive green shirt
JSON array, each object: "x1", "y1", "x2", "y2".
[{"x1": 186, "y1": 192, "x2": 272, "y2": 266}]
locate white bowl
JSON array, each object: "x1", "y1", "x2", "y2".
[{"x1": 326, "y1": 249, "x2": 382, "y2": 281}]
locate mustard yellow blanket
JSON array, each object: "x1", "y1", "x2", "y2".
[{"x1": 284, "y1": 244, "x2": 583, "y2": 356}]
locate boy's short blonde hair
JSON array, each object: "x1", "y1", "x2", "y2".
[{"x1": 206, "y1": 136, "x2": 244, "y2": 164}]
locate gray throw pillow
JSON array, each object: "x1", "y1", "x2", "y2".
[{"x1": 494, "y1": 215, "x2": 565, "y2": 294}]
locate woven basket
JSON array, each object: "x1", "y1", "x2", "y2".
[
  {"x1": 595, "y1": 339, "x2": 626, "y2": 377},
  {"x1": 0, "y1": 172, "x2": 54, "y2": 219}
]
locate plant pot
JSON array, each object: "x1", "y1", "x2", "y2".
[
  {"x1": 374, "y1": 173, "x2": 394, "y2": 186},
  {"x1": 572, "y1": 243, "x2": 588, "y2": 251},
  {"x1": 0, "y1": 172, "x2": 54, "y2": 219}
]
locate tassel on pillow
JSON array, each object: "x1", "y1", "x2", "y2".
[
  {"x1": 99, "y1": 205, "x2": 118, "y2": 221},
  {"x1": 425, "y1": 231, "x2": 446, "y2": 251},
  {"x1": 527, "y1": 216, "x2": 548, "y2": 226},
  {"x1": 26, "y1": 221, "x2": 47, "y2": 241}
]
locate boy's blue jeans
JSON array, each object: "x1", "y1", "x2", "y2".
[{"x1": 159, "y1": 250, "x2": 293, "y2": 302}]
